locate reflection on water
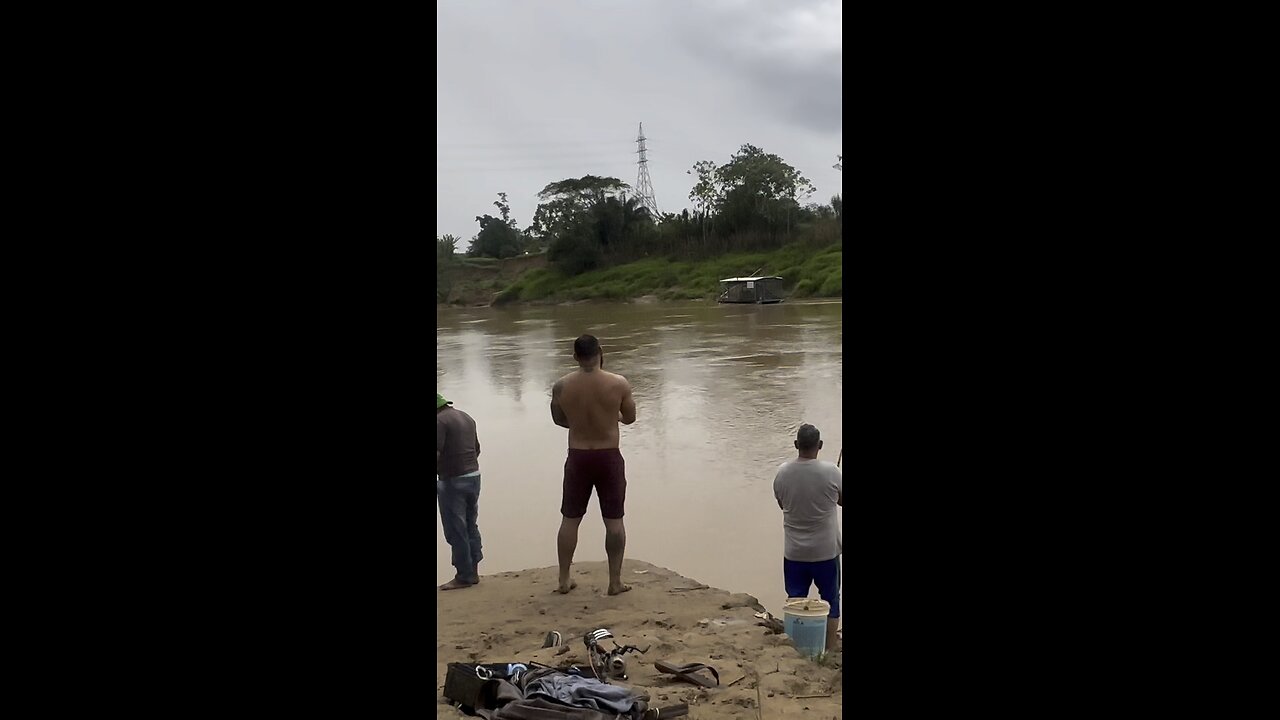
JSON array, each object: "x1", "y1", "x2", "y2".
[{"x1": 436, "y1": 300, "x2": 842, "y2": 617}]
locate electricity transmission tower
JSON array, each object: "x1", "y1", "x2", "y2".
[{"x1": 634, "y1": 123, "x2": 660, "y2": 217}]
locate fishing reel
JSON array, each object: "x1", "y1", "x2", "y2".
[{"x1": 583, "y1": 628, "x2": 650, "y2": 681}]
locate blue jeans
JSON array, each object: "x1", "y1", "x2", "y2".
[{"x1": 437, "y1": 474, "x2": 482, "y2": 582}]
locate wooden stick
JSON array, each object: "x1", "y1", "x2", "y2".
[
  {"x1": 669, "y1": 585, "x2": 710, "y2": 592},
  {"x1": 794, "y1": 693, "x2": 833, "y2": 699},
  {"x1": 837, "y1": 448, "x2": 842, "y2": 467}
]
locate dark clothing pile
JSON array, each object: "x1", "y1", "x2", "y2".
[{"x1": 450, "y1": 665, "x2": 651, "y2": 719}]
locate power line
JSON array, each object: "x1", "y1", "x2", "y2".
[
  {"x1": 437, "y1": 144, "x2": 659, "y2": 158},
  {"x1": 435, "y1": 138, "x2": 637, "y2": 149},
  {"x1": 437, "y1": 166, "x2": 635, "y2": 175},
  {"x1": 437, "y1": 152, "x2": 650, "y2": 164},
  {"x1": 437, "y1": 161, "x2": 635, "y2": 172}
]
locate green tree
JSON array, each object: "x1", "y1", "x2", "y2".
[
  {"x1": 687, "y1": 160, "x2": 720, "y2": 213},
  {"x1": 530, "y1": 175, "x2": 630, "y2": 241},
  {"x1": 804, "y1": 203, "x2": 835, "y2": 220},
  {"x1": 537, "y1": 175, "x2": 630, "y2": 210},
  {"x1": 833, "y1": 155, "x2": 842, "y2": 234},
  {"x1": 687, "y1": 160, "x2": 719, "y2": 244},
  {"x1": 530, "y1": 176, "x2": 643, "y2": 273},
  {"x1": 437, "y1": 234, "x2": 460, "y2": 261},
  {"x1": 437, "y1": 233, "x2": 462, "y2": 302},
  {"x1": 467, "y1": 192, "x2": 523, "y2": 258},
  {"x1": 589, "y1": 194, "x2": 655, "y2": 258},
  {"x1": 547, "y1": 230, "x2": 602, "y2": 275},
  {"x1": 716, "y1": 144, "x2": 815, "y2": 210},
  {"x1": 691, "y1": 144, "x2": 816, "y2": 242},
  {"x1": 467, "y1": 216, "x2": 523, "y2": 259},
  {"x1": 493, "y1": 192, "x2": 514, "y2": 225}
]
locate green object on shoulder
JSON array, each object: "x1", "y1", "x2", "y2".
[{"x1": 437, "y1": 393, "x2": 451, "y2": 409}]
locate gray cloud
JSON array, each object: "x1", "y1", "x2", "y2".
[{"x1": 436, "y1": 0, "x2": 842, "y2": 247}]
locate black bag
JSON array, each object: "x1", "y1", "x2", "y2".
[{"x1": 444, "y1": 663, "x2": 527, "y2": 714}]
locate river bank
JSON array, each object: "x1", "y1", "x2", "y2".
[
  {"x1": 435, "y1": 559, "x2": 841, "y2": 719},
  {"x1": 437, "y1": 243, "x2": 842, "y2": 307}
]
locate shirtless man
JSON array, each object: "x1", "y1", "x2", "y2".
[{"x1": 549, "y1": 334, "x2": 637, "y2": 595}]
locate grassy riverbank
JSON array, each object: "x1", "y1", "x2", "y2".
[{"x1": 438, "y1": 243, "x2": 842, "y2": 306}]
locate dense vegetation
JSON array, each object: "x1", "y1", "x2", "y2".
[
  {"x1": 495, "y1": 242, "x2": 841, "y2": 304},
  {"x1": 437, "y1": 144, "x2": 842, "y2": 304}
]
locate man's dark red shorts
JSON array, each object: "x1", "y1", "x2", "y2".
[{"x1": 561, "y1": 448, "x2": 626, "y2": 519}]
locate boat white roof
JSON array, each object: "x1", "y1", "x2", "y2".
[{"x1": 719, "y1": 276, "x2": 783, "y2": 282}]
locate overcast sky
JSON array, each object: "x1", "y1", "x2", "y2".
[{"x1": 436, "y1": 0, "x2": 842, "y2": 249}]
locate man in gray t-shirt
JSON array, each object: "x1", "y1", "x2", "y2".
[{"x1": 773, "y1": 423, "x2": 843, "y2": 651}]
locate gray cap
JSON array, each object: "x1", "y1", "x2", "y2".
[{"x1": 797, "y1": 423, "x2": 821, "y2": 446}]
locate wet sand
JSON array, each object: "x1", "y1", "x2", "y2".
[{"x1": 435, "y1": 559, "x2": 841, "y2": 719}]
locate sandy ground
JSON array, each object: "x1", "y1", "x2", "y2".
[{"x1": 436, "y1": 559, "x2": 841, "y2": 719}]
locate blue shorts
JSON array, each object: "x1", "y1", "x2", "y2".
[{"x1": 783, "y1": 556, "x2": 841, "y2": 618}]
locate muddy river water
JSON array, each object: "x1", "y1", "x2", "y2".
[{"x1": 436, "y1": 299, "x2": 843, "y2": 619}]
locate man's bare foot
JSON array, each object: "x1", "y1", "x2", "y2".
[
  {"x1": 556, "y1": 580, "x2": 578, "y2": 594},
  {"x1": 607, "y1": 583, "x2": 632, "y2": 596},
  {"x1": 439, "y1": 578, "x2": 475, "y2": 591}
]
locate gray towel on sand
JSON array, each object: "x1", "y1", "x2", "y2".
[
  {"x1": 522, "y1": 673, "x2": 644, "y2": 714},
  {"x1": 490, "y1": 697, "x2": 623, "y2": 720}
]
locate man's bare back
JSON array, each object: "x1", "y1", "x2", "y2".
[
  {"x1": 552, "y1": 368, "x2": 637, "y2": 448},
  {"x1": 550, "y1": 334, "x2": 637, "y2": 597}
]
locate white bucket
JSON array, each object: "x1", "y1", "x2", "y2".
[{"x1": 783, "y1": 597, "x2": 830, "y2": 659}]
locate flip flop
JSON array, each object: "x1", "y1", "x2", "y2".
[{"x1": 653, "y1": 660, "x2": 720, "y2": 688}]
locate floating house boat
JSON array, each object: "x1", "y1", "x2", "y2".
[{"x1": 716, "y1": 275, "x2": 785, "y2": 304}]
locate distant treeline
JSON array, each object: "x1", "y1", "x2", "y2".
[{"x1": 437, "y1": 144, "x2": 842, "y2": 276}]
